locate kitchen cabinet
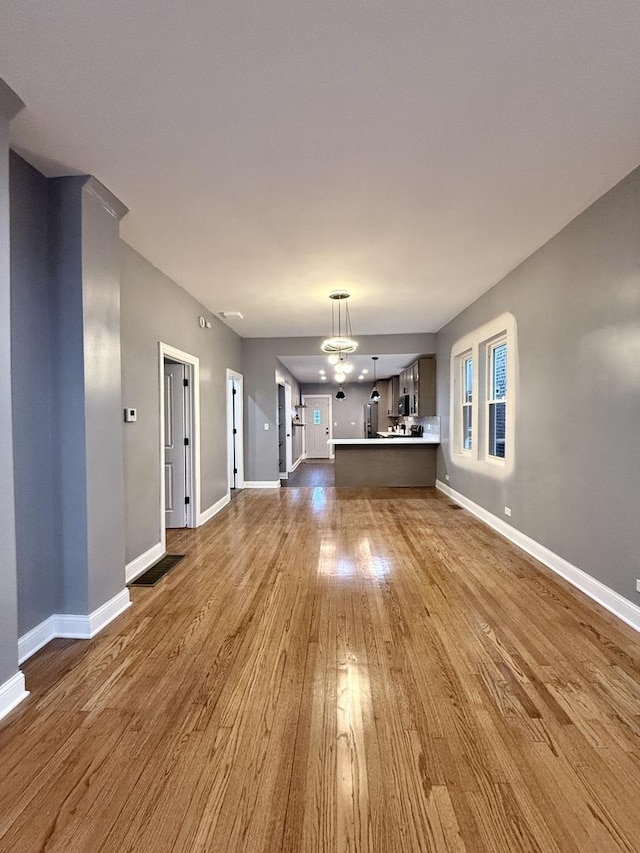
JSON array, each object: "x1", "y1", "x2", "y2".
[
  {"x1": 414, "y1": 356, "x2": 436, "y2": 416},
  {"x1": 398, "y1": 357, "x2": 436, "y2": 416},
  {"x1": 410, "y1": 361, "x2": 419, "y2": 415},
  {"x1": 386, "y1": 375, "x2": 400, "y2": 417},
  {"x1": 399, "y1": 367, "x2": 411, "y2": 396}
]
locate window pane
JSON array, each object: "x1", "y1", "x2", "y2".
[
  {"x1": 489, "y1": 401, "x2": 506, "y2": 458},
  {"x1": 492, "y1": 343, "x2": 507, "y2": 400},
  {"x1": 463, "y1": 357, "x2": 473, "y2": 404},
  {"x1": 463, "y1": 406, "x2": 472, "y2": 450},
  {"x1": 313, "y1": 409, "x2": 321, "y2": 425}
]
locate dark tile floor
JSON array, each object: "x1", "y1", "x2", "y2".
[{"x1": 280, "y1": 460, "x2": 335, "y2": 487}]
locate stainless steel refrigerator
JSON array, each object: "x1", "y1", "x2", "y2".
[{"x1": 364, "y1": 402, "x2": 379, "y2": 438}]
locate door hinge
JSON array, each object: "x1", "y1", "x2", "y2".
[
  {"x1": 233, "y1": 468, "x2": 238, "y2": 474},
  {"x1": 183, "y1": 378, "x2": 189, "y2": 387},
  {"x1": 232, "y1": 428, "x2": 237, "y2": 435},
  {"x1": 185, "y1": 496, "x2": 190, "y2": 505},
  {"x1": 184, "y1": 437, "x2": 189, "y2": 446},
  {"x1": 232, "y1": 388, "x2": 237, "y2": 395}
]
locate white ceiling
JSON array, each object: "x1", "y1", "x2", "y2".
[
  {"x1": 279, "y1": 353, "x2": 420, "y2": 384},
  {"x1": 2, "y1": 1, "x2": 640, "y2": 337}
]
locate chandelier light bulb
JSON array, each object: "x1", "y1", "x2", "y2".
[
  {"x1": 335, "y1": 370, "x2": 346, "y2": 383},
  {"x1": 327, "y1": 354, "x2": 340, "y2": 365}
]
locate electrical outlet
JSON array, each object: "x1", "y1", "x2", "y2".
[
  {"x1": 636, "y1": 580, "x2": 640, "y2": 593},
  {"x1": 445, "y1": 474, "x2": 450, "y2": 482},
  {"x1": 504, "y1": 506, "x2": 512, "y2": 517},
  {"x1": 264, "y1": 423, "x2": 269, "y2": 431}
]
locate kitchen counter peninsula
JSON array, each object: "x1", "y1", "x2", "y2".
[{"x1": 329, "y1": 437, "x2": 440, "y2": 487}]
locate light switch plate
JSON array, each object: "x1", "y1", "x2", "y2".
[{"x1": 124, "y1": 408, "x2": 137, "y2": 423}]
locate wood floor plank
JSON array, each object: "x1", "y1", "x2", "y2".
[{"x1": 1, "y1": 483, "x2": 640, "y2": 852}]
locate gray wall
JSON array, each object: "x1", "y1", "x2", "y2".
[
  {"x1": 120, "y1": 244, "x2": 242, "y2": 563},
  {"x1": 0, "y1": 108, "x2": 19, "y2": 683},
  {"x1": 437, "y1": 166, "x2": 640, "y2": 604},
  {"x1": 81, "y1": 183, "x2": 127, "y2": 611},
  {"x1": 10, "y1": 153, "x2": 61, "y2": 633},
  {"x1": 49, "y1": 176, "x2": 128, "y2": 614},
  {"x1": 243, "y1": 334, "x2": 436, "y2": 481},
  {"x1": 49, "y1": 178, "x2": 88, "y2": 614}
]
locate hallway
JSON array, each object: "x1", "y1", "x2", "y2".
[{"x1": 1, "y1": 486, "x2": 640, "y2": 852}]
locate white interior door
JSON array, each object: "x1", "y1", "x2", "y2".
[
  {"x1": 305, "y1": 396, "x2": 331, "y2": 458},
  {"x1": 227, "y1": 371, "x2": 244, "y2": 490},
  {"x1": 164, "y1": 361, "x2": 187, "y2": 527}
]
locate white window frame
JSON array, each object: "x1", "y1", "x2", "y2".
[
  {"x1": 449, "y1": 313, "x2": 516, "y2": 478},
  {"x1": 486, "y1": 336, "x2": 507, "y2": 462},
  {"x1": 461, "y1": 351, "x2": 473, "y2": 452}
]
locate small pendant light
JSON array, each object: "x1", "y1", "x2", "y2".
[
  {"x1": 369, "y1": 356, "x2": 381, "y2": 402},
  {"x1": 336, "y1": 385, "x2": 346, "y2": 400}
]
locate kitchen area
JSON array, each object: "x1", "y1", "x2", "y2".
[
  {"x1": 330, "y1": 355, "x2": 440, "y2": 487},
  {"x1": 285, "y1": 353, "x2": 441, "y2": 488}
]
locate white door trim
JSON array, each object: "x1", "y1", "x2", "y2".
[
  {"x1": 284, "y1": 382, "x2": 293, "y2": 473},
  {"x1": 159, "y1": 343, "x2": 201, "y2": 554},
  {"x1": 226, "y1": 368, "x2": 244, "y2": 489},
  {"x1": 302, "y1": 394, "x2": 334, "y2": 459}
]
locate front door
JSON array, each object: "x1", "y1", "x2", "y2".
[
  {"x1": 305, "y1": 396, "x2": 331, "y2": 459},
  {"x1": 164, "y1": 361, "x2": 187, "y2": 528}
]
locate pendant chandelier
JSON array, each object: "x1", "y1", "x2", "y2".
[
  {"x1": 321, "y1": 290, "x2": 358, "y2": 367},
  {"x1": 369, "y1": 356, "x2": 381, "y2": 402}
]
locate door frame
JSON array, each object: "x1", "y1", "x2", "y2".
[
  {"x1": 159, "y1": 343, "x2": 200, "y2": 552},
  {"x1": 226, "y1": 368, "x2": 244, "y2": 490},
  {"x1": 284, "y1": 382, "x2": 293, "y2": 473},
  {"x1": 302, "y1": 393, "x2": 334, "y2": 459}
]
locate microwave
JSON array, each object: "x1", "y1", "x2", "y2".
[{"x1": 398, "y1": 394, "x2": 410, "y2": 416}]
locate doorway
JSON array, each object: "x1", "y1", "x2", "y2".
[
  {"x1": 303, "y1": 394, "x2": 332, "y2": 459},
  {"x1": 227, "y1": 369, "x2": 244, "y2": 492},
  {"x1": 159, "y1": 343, "x2": 200, "y2": 552},
  {"x1": 164, "y1": 359, "x2": 190, "y2": 528}
]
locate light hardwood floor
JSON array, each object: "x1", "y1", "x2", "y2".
[{"x1": 2, "y1": 486, "x2": 640, "y2": 852}]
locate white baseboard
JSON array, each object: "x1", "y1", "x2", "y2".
[
  {"x1": 244, "y1": 481, "x2": 281, "y2": 489},
  {"x1": 18, "y1": 615, "x2": 57, "y2": 664},
  {"x1": 279, "y1": 473, "x2": 288, "y2": 480},
  {"x1": 0, "y1": 671, "x2": 29, "y2": 722},
  {"x1": 290, "y1": 454, "x2": 305, "y2": 473},
  {"x1": 17, "y1": 589, "x2": 132, "y2": 664},
  {"x1": 60, "y1": 589, "x2": 131, "y2": 639},
  {"x1": 198, "y1": 492, "x2": 231, "y2": 526},
  {"x1": 436, "y1": 480, "x2": 640, "y2": 634},
  {"x1": 126, "y1": 542, "x2": 164, "y2": 584}
]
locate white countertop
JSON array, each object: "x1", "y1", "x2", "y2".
[{"x1": 328, "y1": 437, "x2": 440, "y2": 446}]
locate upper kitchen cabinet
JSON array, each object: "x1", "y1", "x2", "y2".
[
  {"x1": 413, "y1": 356, "x2": 436, "y2": 416},
  {"x1": 396, "y1": 356, "x2": 437, "y2": 416},
  {"x1": 386, "y1": 375, "x2": 400, "y2": 417}
]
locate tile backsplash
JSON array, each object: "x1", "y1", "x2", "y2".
[
  {"x1": 400, "y1": 416, "x2": 440, "y2": 436},
  {"x1": 395, "y1": 415, "x2": 440, "y2": 437}
]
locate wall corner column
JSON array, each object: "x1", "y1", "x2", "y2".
[
  {"x1": 50, "y1": 174, "x2": 130, "y2": 619},
  {"x1": 0, "y1": 78, "x2": 29, "y2": 720}
]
